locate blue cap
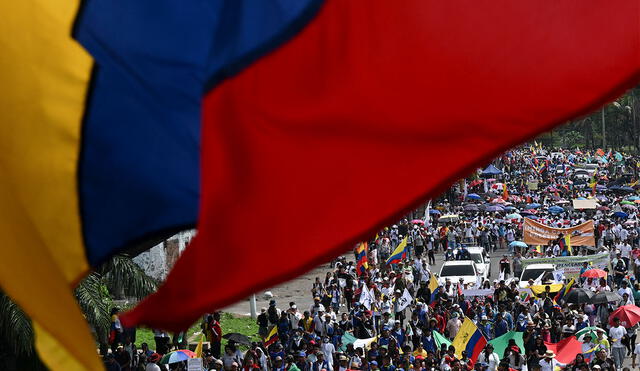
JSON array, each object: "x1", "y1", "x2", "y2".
[
  {"x1": 370, "y1": 361, "x2": 378, "y2": 366},
  {"x1": 298, "y1": 352, "x2": 306, "y2": 357}
]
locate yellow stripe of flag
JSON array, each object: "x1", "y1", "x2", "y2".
[{"x1": 0, "y1": 1, "x2": 98, "y2": 370}]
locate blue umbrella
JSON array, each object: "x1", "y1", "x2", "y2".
[
  {"x1": 613, "y1": 211, "x2": 629, "y2": 218},
  {"x1": 429, "y1": 209, "x2": 441, "y2": 215},
  {"x1": 576, "y1": 197, "x2": 587, "y2": 200},
  {"x1": 485, "y1": 205, "x2": 504, "y2": 212},
  {"x1": 527, "y1": 215, "x2": 539, "y2": 220},
  {"x1": 463, "y1": 204, "x2": 479, "y2": 212},
  {"x1": 506, "y1": 213, "x2": 522, "y2": 219},
  {"x1": 504, "y1": 206, "x2": 517, "y2": 211},
  {"x1": 548, "y1": 206, "x2": 564, "y2": 214},
  {"x1": 525, "y1": 203, "x2": 541, "y2": 209},
  {"x1": 466, "y1": 193, "x2": 481, "y2": 200},
  {"x1": 628, "y1": 196, "x2": 640, "y2": 201},
  {"x1": 509, "y1": 241, "x2": 527, "y2": 248}
]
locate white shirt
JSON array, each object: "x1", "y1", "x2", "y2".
[
  {"x1": 539, "y1": 358, "x2": 562, "y2": 371},
  {"x1": 321, "y1": 342, "x2": 335, "y2": 369},
  {"x1": 477, "y1": 352, "x2": 500, "y2": 371},
  {"x1": 146, "y1": 364, "x2": 161, "y2": 371},
  {"x1": 609, "y1": 326, "x2": 626, "y2": 348}
]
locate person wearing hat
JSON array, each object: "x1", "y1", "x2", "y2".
[
  {"x1": 337, "y1": 354, "x2": 349, "y2": 371},
  {"x1": 504, "y1": 345, "x2": 525, "y2": 371},
  {"x1": 287, "y1": 302, "x2": 302, "y2": 331},
  {"x1": 312, "y1": 351, "x2": 330, "y2": 371},
  {"x1": 539, "y1": 350, "x2": 564, "y2": 371},
  {"x1": 257, "y1": 308, "x2": 269, "y2": 341},
  {"x1": 369, "y1": 360, "x2": 379, "y2": 371},
  {"x1": 477, "y1": 344, "x2": 499, "y2": 371},
  {"x1": 144, "y1": 353, "x2": 161, "y2": 371},
  {"x1": 271, "y1": 356, "x2": 285, "y2": 371}
]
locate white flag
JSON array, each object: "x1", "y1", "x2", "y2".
[
  {"x1": 359, "y1": 286, "x2": 372, "y2": 309},
  {"x1": 397, "y1": 288, "x2": 413, "y2": 312},
  {"x1": 424, "y1": 200, "x2": 431, "y2": 227},
  {"x1": 533, "y1": 271, "x2": 545, "y2": 285},
  {"x1": 498, "y1": 269, "x2": 505, "y2": 281},
  {"x1": 551, "y1": 270, "x2": 564, "y2": 283}
]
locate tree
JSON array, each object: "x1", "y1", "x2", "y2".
[{"x1": 0, "y1": 254, "x2": 157, "y2": 369}]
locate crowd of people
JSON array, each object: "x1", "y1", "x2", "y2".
[{"x1": 107, "y1": 146, "x2": 640, "y2": 371}]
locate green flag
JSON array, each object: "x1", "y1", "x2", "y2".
[
  {"x1": 488, "y1": 331, "x2": 524, "y2": 358},
  {"x1": 433, "y1": 330, "x2": 452, "y2": 349},
  {"x1": 339, "y1": 332, "x2": 357, "y2": 352}
]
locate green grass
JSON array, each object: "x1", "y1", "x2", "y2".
[
  {"x1": 219, "y1": 312, "x2": 260, "y2": 348},
  {"x1": 133, "y1": 312, "x2": 258, "y2": 349},
  {"x1": 134, "y1": 323, "x2": 201, "y2": 348}
]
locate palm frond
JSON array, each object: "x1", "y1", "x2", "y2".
[
  {"x1": 0, "y1": 292, "x2": 34, "y2": 356},
  {"x1": 74, "y1": 272, "x2": 111, "y2": 340},
  {"x1": 100, "y1": 254, "x2": 157, "y2": 299}
]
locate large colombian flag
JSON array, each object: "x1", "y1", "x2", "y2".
[
  {"x1": 1, "y1": 1, "x2": 640, "y2": 370},
  {"x1": 451, "y1": 318, "x2": 488, "y2": 364}
]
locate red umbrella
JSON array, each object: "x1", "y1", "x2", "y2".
[
  {"x1": 581, "y1": 269, "x2": 607, "y2": 278},
  {"x1": 609, "y1": 305, "x2": 640, "y2": 328}
]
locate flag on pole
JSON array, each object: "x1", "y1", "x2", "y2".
[
  {"x1": 564, "y1": 234, "x2": 572, "y2": 255},
  {"x1": 554, "y1": 278, "x2": 575, "y2": 302},
  {"x1": 397, "y1": 288, "x2": 413, "y2": 312},
  {"x1": 194, "y1": 333, "x2": 205, "y2": 358},
  {"x1": 265, "y1": 326, "x2": 279, "y2": 347},
  {"x1": 386, "y1": 237, "x2": 408, "y2": 265},
  {"x1": 451, "y1": 318, "x2": 488, "y2": 363},
  {"x1": 429, "y1": 274, "x2": 440, "y2": 306},
  {"x1": 424, "y1": 201, "x2": 432, "y2": 227},
  {"x1": 355, "y1": 242, "x2": 369, "y2": 276},
  {"x1": 502, "y1": 182, "x2": 509, "y2": 200}
]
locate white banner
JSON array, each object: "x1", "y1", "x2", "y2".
[{"x1": 461, "y1": 289, "x2": 494, "y2": 297}]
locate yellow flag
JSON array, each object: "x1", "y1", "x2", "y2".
[
  {"x1": 195, "y1": 333, "x2": 205, "y2": 358},
  {"x1": 564, "y1": 234, "x2": 572, "y2": 254},
  {"x1": 0, "y1": 1, "x2": 99, "y2": 370}
]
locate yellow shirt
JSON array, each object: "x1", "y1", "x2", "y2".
[{"x1": 596, "y1": 338, "x2": 610, "y2": 351}]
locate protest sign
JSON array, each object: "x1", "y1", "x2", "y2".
[
  {"x1": 521, "y1": 253, "x2": 610, "y2": 279},
  {"x1": 523, "y1": 218, "x2": 595, "y2": 246},
  {"x1": 188, "y1": 358, "x2": 202, "y2": 371}
]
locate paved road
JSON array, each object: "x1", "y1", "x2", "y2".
[{"x1": 223, "y1": 246, "x2": 508, "y2": 316}]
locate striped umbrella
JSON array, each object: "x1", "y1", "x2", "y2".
[{"x1": 160, "y1": 349, "x2": 197, "y2": 364}]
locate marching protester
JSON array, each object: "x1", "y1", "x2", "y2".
[{"x1": 115, "y1": 146, "x2": 640, "y2": 370}]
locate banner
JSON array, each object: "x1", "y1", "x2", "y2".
[
  {"x1": 520, "y1": 253, "x2": 610, "y2": 280},
  {"x1": 523, "y1": 218, "x2": 595, "y2": 246},
  {"x1": 461, "y1": 289, "x2": 494, "y2": 297}
]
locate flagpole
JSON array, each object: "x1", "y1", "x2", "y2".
[{"x1": 250, "y1": 294, "x2": 257, "y2": 320}]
